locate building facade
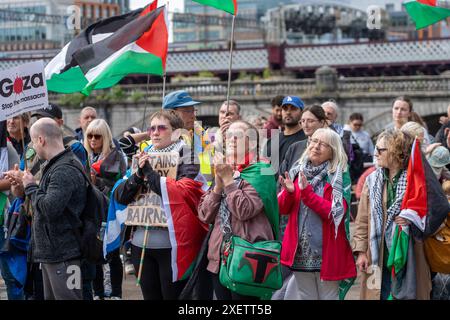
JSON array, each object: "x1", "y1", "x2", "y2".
[
  {"x1": 173, "y1": 0, "x2": 293, "y2": 49},
  {"x1": 0, "y1": 0, "x2": 126, "y2": 52}
]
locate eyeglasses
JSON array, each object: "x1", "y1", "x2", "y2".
[
  {"x1": 87, "y1": 134, "x2": 102, "y2": 140},
  {"x1": 148, "y1": 125, "x2": 169, "y2": 133},
  {"x1": 352, "y1": 122, "x2": 363, "y2": 127},
  {"x1": 301, "y1": 119, "x2": 319, "y2": 125},
  {"x1": 375, "y1": 146, "x2": 388, "y2": 154},
  {"x1": 310, "y1": 138, "x2": 331, "y2": 149},
  {"x1": 177, "y1": 108, "x2": 197, "y2": 115}
]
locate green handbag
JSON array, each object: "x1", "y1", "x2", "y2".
[{"x1": 219, "y1": 235, "x2": 283, "y2": 299}]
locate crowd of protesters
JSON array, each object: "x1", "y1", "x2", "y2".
[{"x1": 0, "y1": 91, "x2": 448, "y2": 301}]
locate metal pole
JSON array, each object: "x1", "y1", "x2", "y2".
[
  {"x1": 226, "y1": 14, "x2": 236, "y2": 113},
  {"x1": 141, "y1": 74, "x2": 150, "y2": 131},
  {"x1": 162, "y1": 72, "x2": 167, "y2": 101}
]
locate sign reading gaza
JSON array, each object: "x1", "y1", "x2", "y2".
[
  {"x1": 125, "y1": 152, "x2": 179, "y2": 227},
  {"x1": 0, "y1": 61, "x2": 49, "y2": 122}
]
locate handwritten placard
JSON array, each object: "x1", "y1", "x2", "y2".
[{"x1": 125, "y1": 152, "x2": 179, "y2": 227}]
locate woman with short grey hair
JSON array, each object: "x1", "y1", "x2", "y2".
[{"x1": 278, "y1": 128, "x2": 356, "y2": 300}]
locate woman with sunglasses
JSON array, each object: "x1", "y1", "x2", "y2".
[
  {"x1": 278, "y1": 128, "x2": 356, "y2": 300},
  {"x1": 113, "y1": 110, "x2": 207, "y2": 300},
  {"x1": 84, "y1": 119, "x2": 127, "y2": 300},
  {"x1": 353, "y1": 130, "x2": 432, "y2": 300},
  {"x1": 198, "y1": 120, "x2": 279, "y2": 300}
]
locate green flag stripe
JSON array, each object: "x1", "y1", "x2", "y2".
[
  {"x1": 192, "y1": 0, "x2": 236, "y2": 15},
  {"x1": 404, "y1": 1, "x2": 450, "y2": 29},
  {"x1": 387, "y1": 226, "x2": 409, "y2": 274},
  {"x1": 81, "y1": 50, "x2": 163, "y2": 95},
  {"x1": 240, "y1": 163, "x2": 280, "y2": 240}
]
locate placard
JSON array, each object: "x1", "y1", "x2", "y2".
[
  {"x1": 0, "y1": 61, "x2": 49, "y2": 121},
  {"x1": 125, "y1": 151, "x2": 179, "y2": 227}
]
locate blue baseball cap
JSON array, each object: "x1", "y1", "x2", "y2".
[
  {"x1": 162, "y1": 90, "x2": 201, "y2": 110},
  {"x1": 281, "y1": 96, "x2": 305, "y2": 110}
]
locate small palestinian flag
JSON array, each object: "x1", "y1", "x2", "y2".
[
  {"x1": 45, "y1": 1, "x2": 168, "y2": 95},
  {"x1": 387, "y1": 138, "x2": 427, "y2": 299},
  {"x1": 192, "y1": 0, "x2": 238, "y2": 15},
  {"x1": 404, "y1": 0, "x2": 450, "y2": 30}
]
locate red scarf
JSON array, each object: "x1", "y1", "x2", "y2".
[{"x1": 234, "y1": 152, "x2": 256, "y2": 172}]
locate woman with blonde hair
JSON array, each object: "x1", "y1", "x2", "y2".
[
  {"x1": 353, "y1": 129, "x2": 432, "y2": 300},
  {"x1": 84, "y1": 119, "x2": 127, "y2": 300},
  {"x1": 278, "y1": 128, "x2": 356, "y2": 300}
]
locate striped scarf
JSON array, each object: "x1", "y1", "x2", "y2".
[
  {"x1": 290, "y1": 159, "x2": 345, "y2": 238},
  {"x1": 147, "y1": 139, "x2": 184, "y2": 154},
  {"x1": 366, "y1": 168, "x2": 407, "y2": 267}
]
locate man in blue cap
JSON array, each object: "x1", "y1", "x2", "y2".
[
  {"x1": 140, "y1": 90, "x2": 213, "y2": 187},
  {"x1": 264, "y1": 95, "x2": 306, "y2": 172}
]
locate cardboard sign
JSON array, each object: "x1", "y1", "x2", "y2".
[
  {"x1": 125, "y1": 152, "x2": 179, "y2": 227},
  {"x1": 0, "y1": 61, "x2": 49, "y2": 121}
]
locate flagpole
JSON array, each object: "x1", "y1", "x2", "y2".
[
  {"x1": 141, "y1": 75, "x2": 151, "y2": 132},
  {"x1": 162, "y1": 71, "x2": 167, "y2": 101},
  {"x1": 226, "y1": 14, "x2": 236, "y2": 114},
  {"x1": 136, "y1": 226, "x2": 149, "y2": 286},
  {"x1": 19, "y1": 116, "x2": 27, "y2": 170}
]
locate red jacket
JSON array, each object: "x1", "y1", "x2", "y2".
[{"x1": 278, "y1": 178, "x2": 356, "y2": 281}]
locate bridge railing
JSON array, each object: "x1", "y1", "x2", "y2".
[
  {"x1": 49, "y1": 75, "x2": 450, "y2": 102},
  {"x1": 338, "y1": 75, "x2": 450, "y2": 93},
  {"x1": 118, "y1": 79, "x2": 317, "y2": 98}
]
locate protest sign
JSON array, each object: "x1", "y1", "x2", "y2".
[
  {"x1": 0, "y1": 61, "x2": 48, "y2": 121},
  {"x1": 125, "y1": 151, "x2": 179, "y2": 227}
]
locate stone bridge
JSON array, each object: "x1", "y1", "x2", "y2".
[{"x1": 55, "y1": 73, "x2": 450, "y2": 138}]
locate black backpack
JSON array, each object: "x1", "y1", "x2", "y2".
[
  {"x1": 66, "y1": 160, "x2": 109, "y2": 264},
  {"x1": 342, "y1": 130, "x2": 365, "y2": 184}
]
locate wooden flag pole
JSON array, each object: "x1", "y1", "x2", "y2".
[
  {"x1": 225, "y1": 14, "x2": 236, "y2": 114},
  {"x1": 19, "y1": 116, "x2": 27, "y2": 170},
  {"x1": 136, "y1": 225, "x2": 150, "y2": 286}
]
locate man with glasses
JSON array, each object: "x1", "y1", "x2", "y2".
[
  {"x1": 159, "y1": 90, "x2": 214, "y2": 188},
  {"x1": 264, "y1": 96, "x2": 306, "y2": 173},
  {"x1": 322, "y1": 100, "x2": 343, "y2": 135}
]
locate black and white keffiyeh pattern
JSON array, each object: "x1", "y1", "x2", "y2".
[
  {"x1": 147, "y1": 139, "x2": 184, "y2": 153},
  {"x1": 366, "y1": 168, "x2": 407, "y2": 267}
]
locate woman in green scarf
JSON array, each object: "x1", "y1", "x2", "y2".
[{"x1": 198, "y1": 120, "x2": 279, "y2": 300}]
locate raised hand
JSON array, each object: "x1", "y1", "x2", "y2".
[
  {"x1": 278, "y1": 171, "x2": 294, "y2": 193},
  {"x1": 298, "y1": 171, "x2": 309, "y2": 190}
]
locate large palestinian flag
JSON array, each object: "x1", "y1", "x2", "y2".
[
  {"x1": 160, "y1": 177, "x2": 208, "y2": 281},
  {"x1": 45, "y1": 1, "x2": 168, "y2": 95},
  {"x1": 192, "y1": 0, "x2": 238, "y2": 15},
  {"x1": 404, "y1": 0, "x2": 450, "y2": 30}
]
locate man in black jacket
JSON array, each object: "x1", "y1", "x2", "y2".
[{"x1": 21, "y1": 118, "x2": 87, "y2": 300}]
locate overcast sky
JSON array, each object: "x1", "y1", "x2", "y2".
[{"x1": 130, "y1": 0, "x2": 184, "y2": 11}]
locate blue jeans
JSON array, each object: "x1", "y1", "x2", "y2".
[{"x1": 0, "y1": 227, "x2": 24, "y2": 300}]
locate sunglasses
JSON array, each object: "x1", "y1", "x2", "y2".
[
  {"x1": 87, "y1": 134, "x2": 102, "y2": 140},
  {"x1": 148, "y1": 125, "x2": 169, "y2": 133}
]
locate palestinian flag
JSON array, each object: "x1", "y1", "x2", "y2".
[
  {"x1": 404, "y1": 0, "x2": 450, "y2": 30},
  {"x1": 160, "y1": 177, "x2": 209, "y2": 281},
  {"x1": 387, "y1": 138, "x2": 427, "y2": 299},
  {"x1": 192, "y1": 0, "x2": 238, "y2": 15},
  {"x1": 239, "y1": 162, "x2": 279, "y2": 240},
  {"x1": 45, "y1": 1, "x2": 168, "y2": 95}
]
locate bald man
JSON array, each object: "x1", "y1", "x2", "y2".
[
  {"x1": 19, "y1": 118, "x2": 86, "y2": 300},
  {"x1": 76, "y1": 106, "x2": 97, "y2": 142}
]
